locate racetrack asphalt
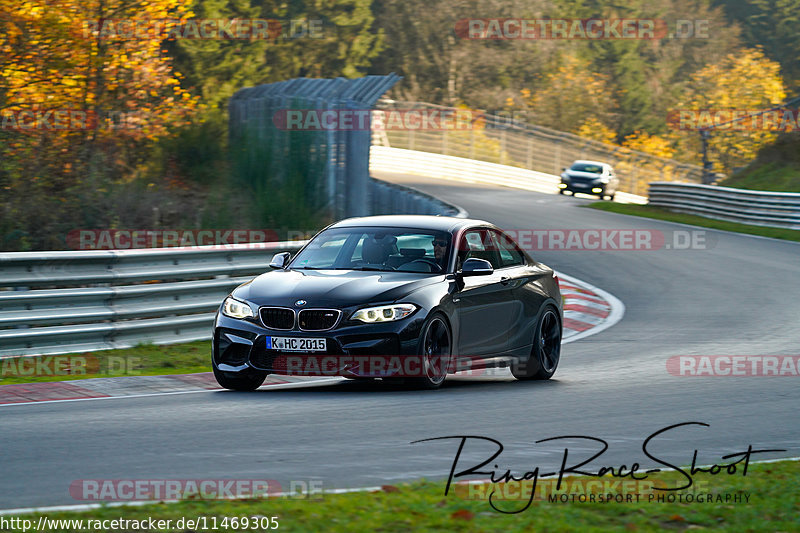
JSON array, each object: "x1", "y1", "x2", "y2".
[{"x1": 1, "y1": 172, "x2": 798, "y2": 511}]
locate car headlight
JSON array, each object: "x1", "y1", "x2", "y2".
[
  {"x1": 351, "y1": 303, "x2": 417, "y2": 323},
  {"x1": 221, "y1": 296, "x2": 254, "y2": 319}
]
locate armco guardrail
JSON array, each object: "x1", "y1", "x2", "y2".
[
  {"x1": 648, "y1": 182, "x2": 800, "y2": 229},
  {"x1": 0, "y1": 176, "x2": 466, "y2": 358},
  {"x1": 0, "y1": 241, "x2": 306, "y2": 357}
]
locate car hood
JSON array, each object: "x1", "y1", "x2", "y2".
[
  {"x1": 233, "y1": 269, "x2": 444, "y2": 308},
  {"x1": 564, "y1": 170, "x2": 603, "y2": 180}
]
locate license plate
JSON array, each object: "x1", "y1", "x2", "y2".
[{"x1": 267, "y1": 336, "x2": 327, "y2": 352}]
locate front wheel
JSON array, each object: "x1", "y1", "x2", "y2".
[
  {"x1": 408, "y1": 313, "x2": 452, "y2": 389},
  {"x1": 512, "y1": 306, "x2": 561, "y2": 380},
  {"x1": 213, "y1": 366, "x2": 267, "y2": 391}
]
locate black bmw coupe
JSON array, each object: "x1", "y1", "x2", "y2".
[{"x1": 212, "y1": 215, "x2": 562, "y2": 390}]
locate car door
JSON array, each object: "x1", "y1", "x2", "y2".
[
  {"x1": 453, "y1": 229, "x2": 513, "y2": 356},
  {"x1": 489, "y1": 229, "x2": 544, "y2": 352}
]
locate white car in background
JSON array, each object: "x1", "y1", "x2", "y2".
[{"x1": 559, "y1": 160, "x2": 619, "y2": 200}]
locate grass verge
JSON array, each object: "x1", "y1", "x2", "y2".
[
  {"x1": 3, "y1": 460, "x2": 797, "y2": 532},
  {"x1": 585, "y1": 202, "x2": 800, "y2": 243},
  {"x1": 0, "y1": 341, "x2": 210, "y2": 385},
  {"x1": 720, "y1": 161, "x2": 800, "y2": 192}
]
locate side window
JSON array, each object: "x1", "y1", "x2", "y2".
[
  {"x1": 458, "y1": 229, "x2": 502, "y2": 269},
  {"x1": 490, "y1": 230, "x2": 525, "y2": 268},
  {"x1": 465, "y1": 231, "x2": 485, "y2": 252}
]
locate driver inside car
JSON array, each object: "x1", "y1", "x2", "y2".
[{"x1": 431, "y1": 236, "x2": 450, "y2": 270}]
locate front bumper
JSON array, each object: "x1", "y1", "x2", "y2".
[
  {"x1": 213, "y1": 312, "x2": 427, "y2": 378},
  {"x1": 561, "y1": 181, "x2": 606, "y2": 195}
]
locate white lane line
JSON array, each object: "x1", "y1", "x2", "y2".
[
  {"x1": 1, "y1": 455, "x2": 797, "y2": 516},
  {"x1": 0, "y1": 379, "x2": 344, "y2": 408},
  {"x1": 0, "y1": 389, "x2": 216, "y2": 408}
]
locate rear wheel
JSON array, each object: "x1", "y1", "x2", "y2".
[
  {"x1": 213, "y1": 366, "x2": 267, "y2": 391},
  {"x1": 409, "y1": 313, "x2": 451, "y2": 389},
  {"x1": 512, "y1": 306, "x2": 561, "y2": 380}
]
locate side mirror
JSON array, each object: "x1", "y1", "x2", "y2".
[
  {"x1": 460, "y1": 258, "x2": 493, "y2": 276},
  {"x1": 270, "y1": 251, "x2": 291, "y2": 269}
]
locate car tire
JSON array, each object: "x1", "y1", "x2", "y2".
[
  {"x1": 511, "y1": 305, "x2": 561, "y2": 380},
  {"x1": 213, "y1": 366, "x2": 268, "y2": 391},
  {"x1": 408, "y1": 313, "x2": 452, "y2": 390}
]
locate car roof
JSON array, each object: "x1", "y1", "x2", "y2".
[
  {"x1": 328, "y1": 215, "x2": 491, "y2": 234},
  {"x1": 571, "y1": 160, "x2": 611, "y2": 167}
]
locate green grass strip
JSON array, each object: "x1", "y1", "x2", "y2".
[
  {"x1": 4, "y1": 460, "x2": 797, "y2": 532},
  {"x1": 0, "y1": 341, "x2": 211, "y2": 385}
]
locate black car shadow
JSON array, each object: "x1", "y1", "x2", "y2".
[{"x1": 212, "y1": 374, "x2": 564, "y2": 396}]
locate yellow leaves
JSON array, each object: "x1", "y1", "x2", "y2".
[
  {"x1": 576, "y1": 118, "x2": 617, "y2": 145},
  {"x1": 673, "y1": 46, "x2": 789, "y2": 173},
  {"x1": 623, "y1": 131, "x2": 675, "y2": 159},
  {"x1": 1, "y1": 0, "x2": 198, "y2": 147},
  {"x1": 519, "y1": 51, "x2": 616, "y2": 132},
  {"x1": 685, "y1": 47, "x2": 786, "y2": 110}
]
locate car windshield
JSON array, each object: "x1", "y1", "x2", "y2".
[
  {"x1": 289, "y1": 227, "x2": 452, "y2": 273},
  {"x1": 570, "y1": 163, "x2": 603, "y2": 173}
]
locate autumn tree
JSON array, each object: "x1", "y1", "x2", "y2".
[
  {"x1": 519, "y1": 52, "x2": 617, "y2": 135},
  {"x1": 715, "y1": 0, "x2": 800, "y2": 90},
  {"x1": 0, "y1": 0, "x2": 199, "y2": 249},
  {"x1": 169, "y1": 0, "x2": 384, "y2": 112},
  {"x1": 671, "y1": 48, "x2": 786, "y2": 173}
]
